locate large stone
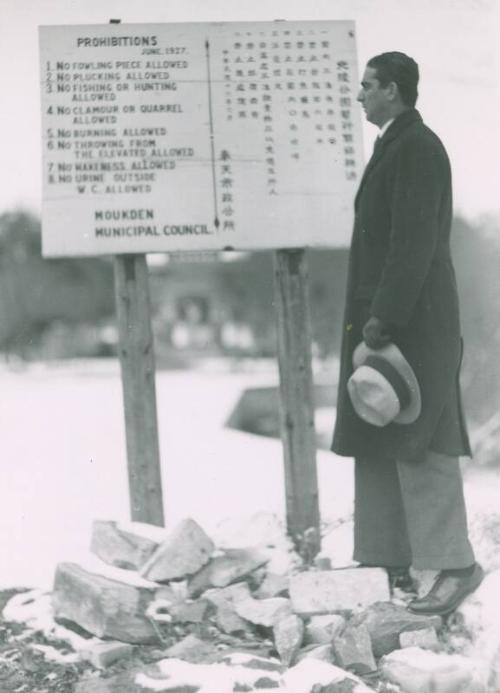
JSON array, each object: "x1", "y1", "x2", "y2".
[
  {"x1": 352, "y1": 602, "x2": 442, "y2": 657},
  {"x1": 235, "y1": 596, "x2": 292, "y2": 627},
  {"x1": 90, "y1": 520, "x2": 167, "y2": 570},
  {"x1": 52, "y1": 562, "x2": 160, "y2": 644},
  {"x1": 282, "y1": 658, "x2": 376, "y2": 692},
  {"x1": 381, "y1": 647, "x2": 488, "y2": 693},
  {"x1": 305, "y1": 614, "x2": 346, "y2": 645},
  {"x1": 140, "y1": 518, "x2": 214, "y2": 582},
  {"x1": 289, "y1": 568, "x2": 390, "y2": 615},
  {"x1": 273, "y1": 614, "x2": 304, "y2": 666},
  {"x1": 187, "y1": 548, "x2": 269, "y2": 598},
  {"x1": 203, "y1": 583, "x2": 254, "y2": 634},
  {"x1": 332, "y1": 623, "x2": 377, "y2": 675}
]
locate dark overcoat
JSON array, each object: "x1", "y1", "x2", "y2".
[{"x1": 331, "y1": 109, "x2": 471, "y2": 462}]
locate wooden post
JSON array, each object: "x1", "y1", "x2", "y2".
[
  {"x1": 113, "y1": 254, "x2": 165, "y2": 526},
  {"x1": 273, "y1": 248, "x2": 320, "y2": 557}
]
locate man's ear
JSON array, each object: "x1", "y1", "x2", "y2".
[{"x1": 386, "y1": 81, "x2": 399, "y2": 102}]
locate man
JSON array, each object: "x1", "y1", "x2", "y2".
[{"x1": 331, "y1": 52, "x2": 482, "y2": 615}]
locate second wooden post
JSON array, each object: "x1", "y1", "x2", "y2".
[
  {"x1": 113, "y1": 254, "x2": 165, "y2": 527},
  {"x1": 273, "y1": 248, "x2": 320, "y2": 556}
]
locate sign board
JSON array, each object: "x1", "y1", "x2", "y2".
[{"x1": 39, "y1": 21, "x2": 364, "y2": 257}]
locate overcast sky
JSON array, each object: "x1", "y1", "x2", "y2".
[{"x1": 0, "y1": 0, "x2": 498, "y2": 220}]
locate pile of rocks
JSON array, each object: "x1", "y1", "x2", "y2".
[{"x1": 7, "y1": 514, "x2": 496, "y2": 692}]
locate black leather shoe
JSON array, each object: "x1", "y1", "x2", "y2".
[{"x1": 408, "y1": 563, "x2": 484, "y2": 616}]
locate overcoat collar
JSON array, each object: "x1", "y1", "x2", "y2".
[{"x1": 355, "y1": 109, "x2": 423, "y2": 210}]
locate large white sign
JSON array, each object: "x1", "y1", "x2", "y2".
[{"x1": 39, "y1": 21, "x2": 363, "y2": 257}]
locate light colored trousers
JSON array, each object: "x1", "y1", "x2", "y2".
[{"x1": 353, "y1": 450, "x2": 475, "y2": 570}]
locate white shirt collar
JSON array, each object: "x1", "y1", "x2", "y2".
[{"x1": 378, "y1": 118, "x2": 395, "y2": 139}]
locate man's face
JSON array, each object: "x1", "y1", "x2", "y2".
[{"x1": 357, "y1": 66, "x2": 392, "y2": 127}]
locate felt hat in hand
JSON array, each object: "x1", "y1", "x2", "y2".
[{"x1": 347, "y1": 342, "x2": 421, "y2": 427}]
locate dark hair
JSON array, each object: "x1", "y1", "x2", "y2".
[{"x1": 367, "y1": 52, "x2": 419, "y2": 108}]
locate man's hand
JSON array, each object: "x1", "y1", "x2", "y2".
[{"x1": 362, "y1": 315, "x2": 391, "y2": 350}]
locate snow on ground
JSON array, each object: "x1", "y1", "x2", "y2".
[{"x1": 0, "y1": 358, "x2": 497, "y2": 590}]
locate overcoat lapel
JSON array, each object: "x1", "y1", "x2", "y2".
[{"x1": 354, "y1": 109, "x2": 423, "y2": 211}]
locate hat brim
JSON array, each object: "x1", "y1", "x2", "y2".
[{"x1": 353, "y1": 342, "x2": 422, "y2": 425}]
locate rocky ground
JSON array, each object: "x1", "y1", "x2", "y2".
[
  {"x1": 0, "y1": 364, "x2": 499, "y2": 692},
  {"x1": 0, "y1": 513, "x2": 498, "y2": 693}
]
